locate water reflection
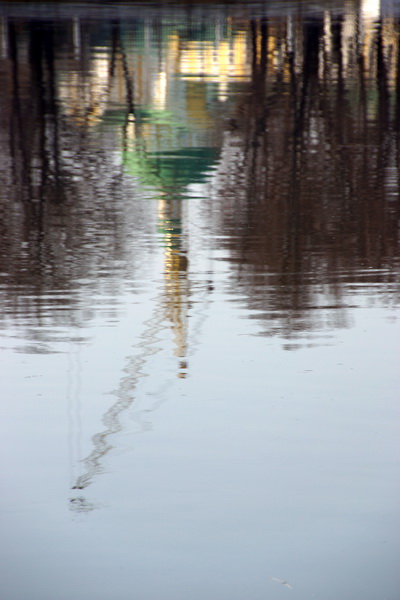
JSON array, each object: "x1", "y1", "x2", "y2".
[
  {"x1": 0, "y1": 3, "x2": 399, "y2": 596},
  {"x1": 210, "y1": 7, "x2": 400, "y2": 342},
  {"x1": 1, "y1": 2, "x2": 399, "y2": 334},
  {"x1": 0, "y1": 0, "x2": 399, "y2": 482}
]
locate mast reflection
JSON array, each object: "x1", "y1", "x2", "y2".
[{"x1": 158, "y1": 193, "x2": 189, "y2": 379}]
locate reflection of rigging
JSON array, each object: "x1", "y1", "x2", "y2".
[
  {"x1": 66, "y1": 339, "x2": 83, "y2": 489},
  {"x1": 69, "y1": 219, "x2": 191, "y2": 511},
  {"x1": 69, "y1": 300, "x2": 167, "y2": 511},
  {"x1": 69, "y1": 192, "x2": 191, "y2": 511},
  {"x1": 69, "y1": 21, "x2": 193, "y2": 511}
]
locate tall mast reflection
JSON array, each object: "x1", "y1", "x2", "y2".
[
  {"x1": 70, "y1": 210, "x2": 190, "y2": 512},
  {"x1": 69, "y1": 21, "x2": 194, "y2": 508},
  {"x1": 158, "y1": 192, "x2": 189, "y2": 379}
]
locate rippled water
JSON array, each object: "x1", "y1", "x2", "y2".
[{"x1": 0, "y1": 2, "x2": 399, "y2": 599}]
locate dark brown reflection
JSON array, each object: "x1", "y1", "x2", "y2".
[
  {"x1": 210, "y1": 10, "x2": 400, "y2": 343},
  {"x1": 0, "y1": 16, "x2": 149, "y2": 340},
  {"x1": 0, "y1": 2, "x2": 399, "y2": 347}
]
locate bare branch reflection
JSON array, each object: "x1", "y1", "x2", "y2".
[{"x1": 209, "y1": 9, "x2": 400, "y2": 343}]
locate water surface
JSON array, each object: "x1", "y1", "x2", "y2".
[{"x1": 0, "y1": 2, "x2": 399, "y2": 599}]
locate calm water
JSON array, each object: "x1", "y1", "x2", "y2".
[{"x1": 0, "y1": 1, "x2": 399, "y2": 599}]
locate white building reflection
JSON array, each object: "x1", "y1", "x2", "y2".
[{"x1": 54, "y1": 0, "x2": 398, "y2": 133}]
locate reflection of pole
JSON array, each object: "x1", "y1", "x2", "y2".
[
  {"x1": 0, "y1": 17, "x2": 8, "y2": 58},
  {"x1": 158, "y1": 193, "x2": 189, "y2": 378},
  {"x1": 72, "y1": 17, "x2": 81, "y2": 60},
  {"x1": 111, "y1": 21, "x2": 137, "y2": 152}
]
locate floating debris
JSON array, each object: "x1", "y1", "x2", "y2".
[
  {"x1": 69, "y1": 496, "x2": 96, "y2": 513},
  {"x1": 271, "y1": 577, "x2": 293, "y2": 590}
]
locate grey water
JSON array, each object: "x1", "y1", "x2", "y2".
[{"x1": 0, "y1": 1, "x2": 399, "y2": 599}]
